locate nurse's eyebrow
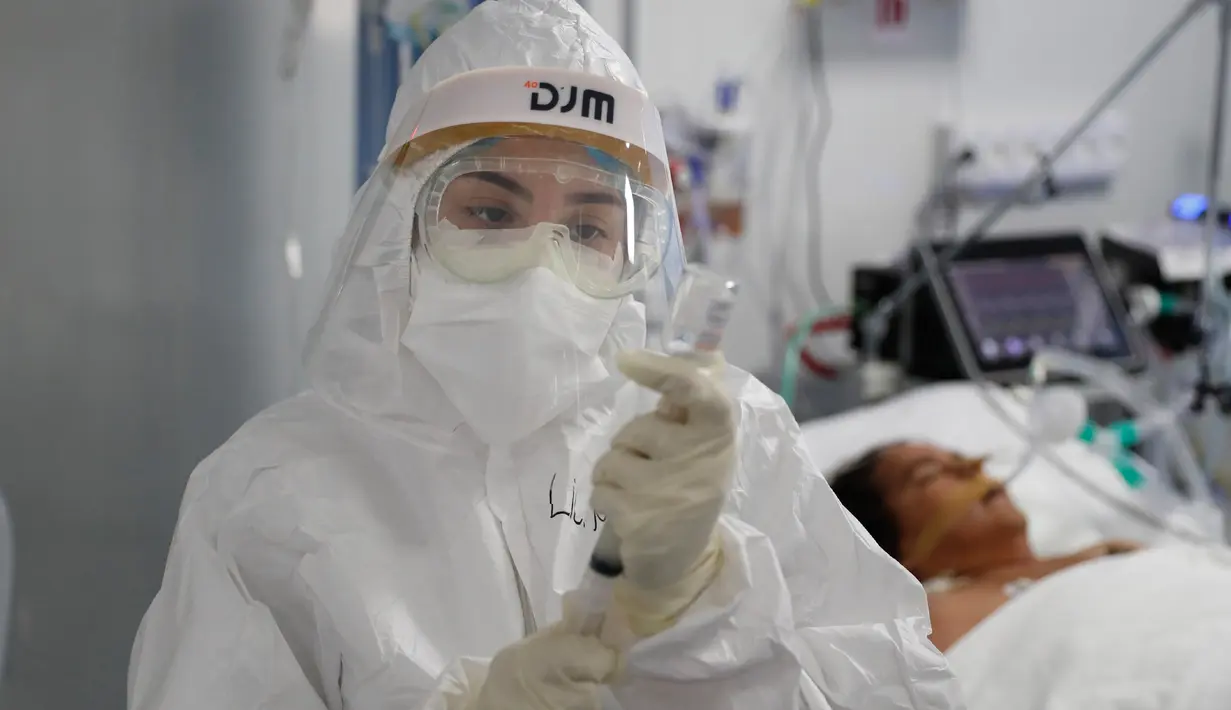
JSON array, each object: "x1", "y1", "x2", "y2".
[
  {"x1": 463, "y1": 172, "x2": 624, "y2": 207},
  {"x1": 567, "y1": 191, "x2": 623, "y2": 206},
  {"x1": 465, "y1": 171, "x2": 533, "y2": 201}
]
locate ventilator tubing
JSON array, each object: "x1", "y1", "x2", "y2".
[{"x1": 1030, "y1": 348, "x2": 1213, "y2": 506}]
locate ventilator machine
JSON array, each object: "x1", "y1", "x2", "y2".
[{"x1": 755, "y1": 0, "x2": 1231, "y2": 544}]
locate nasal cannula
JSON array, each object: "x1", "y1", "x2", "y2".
[{"x1": 574, "y1": 264, "x2": 739, "y2": 635}]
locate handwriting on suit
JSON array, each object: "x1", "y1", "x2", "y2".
[{"x1": 549, "y1": 473, "x2": 606, "y2": 530}]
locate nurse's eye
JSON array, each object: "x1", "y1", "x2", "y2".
[
  {"x1": 570, "y1": 223, "x2": 608, "y2": 245},
  {"x1": 464, "y1": 205, "x2": 515, "y2": 226}
]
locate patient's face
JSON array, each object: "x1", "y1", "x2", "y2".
[{"x1": 875, "y1": 443, "x2": 1028, "y2": 577}]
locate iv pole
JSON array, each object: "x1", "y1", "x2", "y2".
[
  {"x1": 862, "y1": 0, "x2": 1231, "y2": 414},
  {"x1": 1194, "y1": 0, "x2": 1231, "y2": 416}
]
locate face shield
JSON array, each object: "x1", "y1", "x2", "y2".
[
  {"x1": 386, "y1": 66, "x2": 683, "y2": 301},
  {"x1": 304, "y1": 67, "x2": 684, "y2": 442},
  {"x1": 417, "y1": 139, "x2": 671, "y2": 300}
]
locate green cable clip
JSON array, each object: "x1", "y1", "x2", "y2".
[
  {"x1": 1107, "y1": 420, "x2": 1141, "y2": 448},
  {"x1": 1113, "y1": 455, "x2": 1147, "y2": 489},
  {"x1": 1157, "y1": 292, "x2": 1181, "y2": 316},
  {"x1": 780, "y1": 306, "x2": 847, "y2": 409},
  {"x1": 1077, "y1": 419, "x2": 1146, "y2": 489}
]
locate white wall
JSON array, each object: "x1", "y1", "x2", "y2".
[
  {"x1": 0, "y1": 2, "x2": 359, "y2": 706},
  {"x1": 589, "y1": 0, "x2": 1227, "y2": 373},
  {"x1": 292, "y1": 0, "x2": 359, "y2": 363},
  {"x1": 273, "y1": 0, "x2": 358, "y2": 388}
]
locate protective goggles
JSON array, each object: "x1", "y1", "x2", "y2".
[{"x1": 417, "y1": 152, "x2": 672, "y2": 298}]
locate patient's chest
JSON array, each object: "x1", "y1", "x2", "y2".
[{"x1": 927, "y1": 584, "x2": 1014, "y2": 653}]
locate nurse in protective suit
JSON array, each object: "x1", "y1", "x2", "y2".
[{"x1": 128, "y1": 1, "x2": 962, "y2": 709}]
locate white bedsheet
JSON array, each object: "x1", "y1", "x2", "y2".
[{"x1": 946, "y1": 545, "x2": 1231, "y2": 710}]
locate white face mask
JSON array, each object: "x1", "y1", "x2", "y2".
[{"x1": 400, "y1": 257, "x2": 644, "y2": 445}]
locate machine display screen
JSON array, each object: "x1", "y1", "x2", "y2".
[{"x1": 945, "y1": 252, "x2": 1133, "y2": 370}]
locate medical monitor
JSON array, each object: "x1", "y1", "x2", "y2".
[{"x1": 918, "y1": 232, "x2": 1145, "y2": 379}]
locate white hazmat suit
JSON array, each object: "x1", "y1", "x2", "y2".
[{"x1": 128, "y1": 2, "x2": 962, "y2": 709}]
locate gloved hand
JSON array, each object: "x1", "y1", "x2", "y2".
[
  {"x1": 469, "y1": 622, "x2": 623, "y2": 710},
  {"x1": 590, "y1": 349, "x2": 737, "y2": 637}
]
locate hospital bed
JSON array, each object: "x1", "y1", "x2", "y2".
[
  {"x1": 798, "y1": 382, "x2": 1231, "y2": 710},
  {"x1": 798, "y1": 381, "x2": 1220, "y2": 555},
  {"x1": 772, "y1": 0, "x2": 1231, "y2": 693}
]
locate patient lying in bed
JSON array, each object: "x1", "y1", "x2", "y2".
[
  {"x1": 832, "y1": 441, "x2": 1231, "y2": 710},
  {"x1": 829, "y1": 441, "x2": 1145, "y2": 652}
]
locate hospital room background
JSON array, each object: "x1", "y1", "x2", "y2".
[{"x1": 4, "y1": 0, "x2": 1231, "y2": 708}]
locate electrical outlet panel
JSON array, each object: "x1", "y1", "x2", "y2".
[{"x1": 938, "y1": 112, "x2": 1129, "y2": 202}]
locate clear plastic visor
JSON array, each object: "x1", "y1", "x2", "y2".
[{"x1": 417, "y1": 141, "x2": 671, "y2": 299}]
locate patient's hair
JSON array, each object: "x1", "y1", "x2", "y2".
[{"x1": 830, "y1": 443, "x2": 903, "y2": 560}]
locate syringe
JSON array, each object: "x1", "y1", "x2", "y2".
[{"x1": 574, "y1": 264, "x2": 739, "y2": 635}]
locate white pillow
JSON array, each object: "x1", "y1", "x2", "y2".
[{"x1": 799, "y1": 382, "x2": 1215, "y2": 556}]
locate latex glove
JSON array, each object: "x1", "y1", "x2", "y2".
[
  {"x1": 469, "y1": 622, "x2": 623, "y2": 710},
  {"x1": 590, "y1": 349, "x2": 737, "y2": 636}
]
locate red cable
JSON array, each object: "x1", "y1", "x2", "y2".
[{"x1": 785, "y1": 315, "x2": 851, "y2": 380}]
